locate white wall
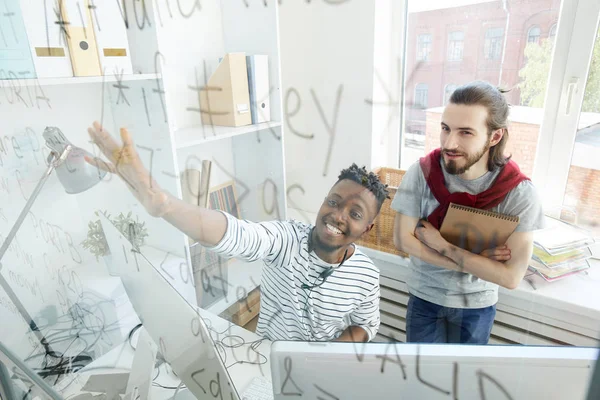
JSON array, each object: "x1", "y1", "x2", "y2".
[
  {"x1": 279, "y1": 1, "x2": 405, "y2": 220},
  {"x1": 278, "y1": 1, "x2": 379, "y2": 221}
]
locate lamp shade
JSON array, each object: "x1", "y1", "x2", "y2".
[{"x1": 42, "y1": 126, "x2": 107, "y2": 194}]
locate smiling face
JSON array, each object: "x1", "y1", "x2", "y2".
[
  {"x1": 313, "y1": 179, "x2": 379, "y2": 254},
  {"x1": 440, "y1": 103, "x2": 503, "y2": 177}
]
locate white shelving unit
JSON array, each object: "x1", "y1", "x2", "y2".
[
  {"x1": 0, "y1": 73, "x2": 160, "y2": 87},
  {"x1": 175, "y1": 121, "x2": 282, "y2": 149},
  {"x1": 149, "y1": 3, "x2": 287, "y2": 311},
  {"x1": 0, "y1": 2, "x2": 285, "y2": 346}
]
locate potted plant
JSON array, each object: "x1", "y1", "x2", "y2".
[{"x1": 82, "y1": 211, "x2": 149, "y2": 275}]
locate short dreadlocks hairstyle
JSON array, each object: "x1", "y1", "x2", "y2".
[{"x1": 337, "y1": 163, "x2": 390, "y2": 213}]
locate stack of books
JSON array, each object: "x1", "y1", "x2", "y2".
[{"x1": 528, "y1": 217, "x2": 596, "y2": 282}]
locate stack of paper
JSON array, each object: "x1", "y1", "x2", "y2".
[
  {"x1": 532, "y1": 247, "x2": 590, "y2": 268},
  {"x1": 529, "y1": 259, "x2": 590, "y2": 282},
  {"x1": 533, "y1": 217, "x2": 595, "y2": 255},
  {"x1": 528, "y1": 217, "x2": 596, "y2": 282}
]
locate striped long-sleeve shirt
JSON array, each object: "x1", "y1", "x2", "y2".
[{"x1": 208, "y1": 212, "x2": 381, "y2": 341}]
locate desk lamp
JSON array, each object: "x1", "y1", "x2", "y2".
[{"x1": 0, "y1": 126, "x2": 107, "y2": 370}]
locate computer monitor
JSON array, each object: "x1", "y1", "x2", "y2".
[
  {"x1": 270, "y1": 341, "x2": 598, "y2": 399},
  {"x1": 0, "y1": 341, "x2": 62, "y2": 400},
  {"x1": 98, "y1": 213, "x2": 242, "y2": 400}
]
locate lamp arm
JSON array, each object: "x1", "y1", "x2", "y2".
[
  {"x1": 0, "y1": 146, "x2": 72, "y2": 358},
  {"x1": 0, "y1": 148, "x2": 70, "y2": 263}
]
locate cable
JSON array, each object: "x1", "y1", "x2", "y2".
[
  {"x1": 127, "y1": 324, "x2": 143, "y2": 351},
  {"x1": 202, "y1": 322, "x2": 269, "y2": 370},
  {"x1": 21, "y1": 287, "x2": 122, "y2": 387},
  {"x1": 151, "y1": 368, "x2": 181, "y2": 390},
  {"x1": 24, "y1": 287, "x2": 270, "y2": 393}
]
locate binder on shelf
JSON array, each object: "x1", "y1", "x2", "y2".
[
  {"x1": 180, "y1": 161, "x2": 211, "y2": 208},
  {"x1": 60, "y1": 0, "x2": 101, "y2": 76},
  {"x1": 246, "y1": 55, "x2": 270, "y2": 124},
  {"x1": 180, "y1": 161, "x2": 211, "y2": 244},
  {"x1": 18, "y1": 0, "x2": 73, "y2": 78},
  {"x1": 89, "y1": 0, "x2": 133, "y2": 76},
  {"x1": 0, "y1": 0, "x2": 36, "y2": 78},
  {"x1": 439, "y1": 203, "x2": 520, "y2": 253},
  {"x1": 199, "y1": 53, "x2": 252, "y2": 128}
]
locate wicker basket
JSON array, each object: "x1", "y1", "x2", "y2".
[{"x1": 356, "y1": 167, "x2": 409, "y2": 258}]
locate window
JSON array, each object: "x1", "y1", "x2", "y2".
[
  {"x1": 447, "y1": 31, "x2": 464, "y2": 61},
  {"x1": 401, "y1": 3, "x2": 562, "y2": 173},
  {"x1": 550, "y1": 23, "x2": 558, "y2": 38},
  {"x1": 444, "y1": 84, "x2": 458, "y2": 105},
  {"x1": 528, "y1": 26, "x2": 541, "y2": 44},
  {"x1": 414, "y1": 83, "x2": 428, "y2": 108},
  {"x1": 484, "y1": 27, "x2": 504, "y2": 60},
  {"x1": 417, "y1": 34, "x2": 432, "y2": 61}
]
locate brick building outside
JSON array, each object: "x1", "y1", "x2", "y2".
[{"x1": 405, "y1": 0, "x2": 561, "y2": 132}]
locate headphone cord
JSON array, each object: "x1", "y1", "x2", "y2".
[{"x1": 300, "y1": 248, "x2": 349, "y2": 336}]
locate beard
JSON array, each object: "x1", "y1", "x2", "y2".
[
  {"x1": 311, "y1": 228, "x2": 345, "y2": 253},
  {"x1": 442, "y1": 140, "x2": 491, "y2": 175}
]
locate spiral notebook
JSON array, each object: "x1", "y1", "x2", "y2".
[{"x1": 439, "y1": 203, "x2": 520, "y2": 253}]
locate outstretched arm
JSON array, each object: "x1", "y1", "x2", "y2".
[{"x1": 86, "y1": 121, "x2": 226, "y2": 246}]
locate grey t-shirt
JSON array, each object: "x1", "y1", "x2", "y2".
[{"x1": 391, "y1": 159, "x2": 546, "y2": 309}]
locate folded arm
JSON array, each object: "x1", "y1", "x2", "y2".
[
  {"x1": 432, "y1": 225, "x2": 533, "y2": 289},
  {"x1": 393, "y1": 213, "x2": 461, "y2": 271},
  {"x1": 394, "y1": 213, "x2": 530, "y2": 289}
]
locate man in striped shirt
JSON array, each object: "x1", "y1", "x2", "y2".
[{"x1": 86, "y1": 122, "x2": 389, "y2": 342}]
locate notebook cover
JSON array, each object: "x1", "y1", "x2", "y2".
[{"x1": 439, "y1": 203, "x2": 519, "y2": 253}]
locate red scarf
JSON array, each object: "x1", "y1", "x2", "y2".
[{"x1": 420, "y1": 148, "x2": 529, "y2": 229}]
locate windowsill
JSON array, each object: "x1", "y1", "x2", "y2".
[{"x1": 359, "y1": 246, "x2": 600, "y2": 337}]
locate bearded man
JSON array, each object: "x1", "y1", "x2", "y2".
[{"x1": 392, "y1": 81, "x2": 545, "y2": 344}]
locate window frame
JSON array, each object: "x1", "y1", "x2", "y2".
[
  {"x1": 417, "y1": 33, "x2": 432, "y2": 61},
  {"x1": 550, "y1": 23, "x2": 558, "y2": 38},
  {"x1": 447, "y1": 31, "x2": 465, "y2": 61},
  {"x1": 531, "y1": 0, "x2": 600, "y2": 213},
  {"x1": 484, "y1": 27, "x2": 505, "y2": 60},
  {"x1": 444, "y1": 83, "x2": 458, "y2": 105},
  {"x1": 414, "y1": 83, "x2": 429, "y2": 108},
  {"x1": 527, "y1": 25, "x2": 541, "y2": 44}
]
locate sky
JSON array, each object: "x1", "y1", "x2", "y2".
[{"x1": 408, "y1": 0, "x2": 497, "y2": 13}]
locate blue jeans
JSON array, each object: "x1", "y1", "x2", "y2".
[{"x1": 406, "y1": 294, "x2": 496, "y2": 344}]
